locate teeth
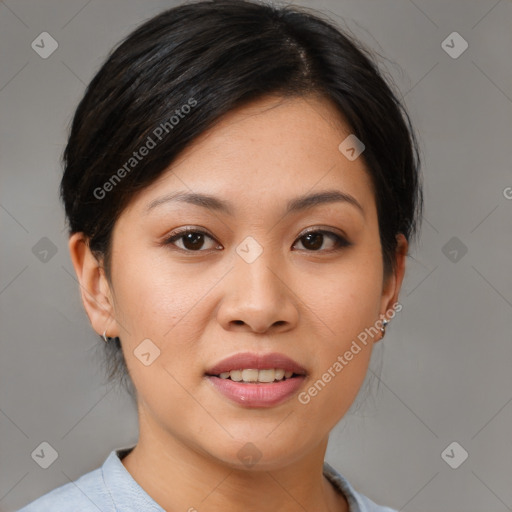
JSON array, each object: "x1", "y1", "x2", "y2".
[
  {"x1": 242, "y1": 369, "x2": 259, "y2": 382},
  {"x1": 257, "y1": 369, "x2": 275, "y2": 383},
  {"x1": 230, "y1": 370, "x2": 242, "y2": 382},
  {"x1": 217, "y1": 369, "x2": 296, "y2": 382}
]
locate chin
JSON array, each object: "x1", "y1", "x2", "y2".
[{"x1": 202, "y1": 435, "x2": 314, "y2": 473}]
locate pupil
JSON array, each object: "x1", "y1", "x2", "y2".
[
  {"x1": 303, "y1": 233, "x2": 322, "y2": 250},
  {"x1": 184, "y1": 233, "x2": 203, "y2": 250}
]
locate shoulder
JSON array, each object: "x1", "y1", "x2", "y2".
[
  {"x1": 16, "y1": 466, "x2": 114, "y2": 512},
  {"x1": 323, "y1": 462, "x2": 398, "y2": 512}
]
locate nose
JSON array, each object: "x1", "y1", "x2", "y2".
[{"x1": 216, "y1": 248, "x2": 299, "y2": 334}]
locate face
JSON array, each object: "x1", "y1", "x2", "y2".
[{"x1": 72, "y1": 94, "x2": 406, "y2": 471}]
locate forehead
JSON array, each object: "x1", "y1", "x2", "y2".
[{"x1": 121, "y1": 94, "x2": 376, "y2": 220}]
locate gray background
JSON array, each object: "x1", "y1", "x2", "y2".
[{"x1": 1, "y1": 0, "x2": 511, "y2": 511}]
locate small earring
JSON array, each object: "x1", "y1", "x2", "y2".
[
  {"x1": 102, "y1": 329, "x2": 110, "y2": 343},
  {"x1": 380, "y1": 318, "x2": 389, "y2": 339}
]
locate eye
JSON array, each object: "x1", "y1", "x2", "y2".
[
  {"x1": 293, "y1": 229, "x2": 351, "y2": 252},
  {"x1": 162, "y1": 228, "x2": 222, "y2": 252},
  {"x1": 162, "y1": 227, "x2": 350, "y2": 253}
]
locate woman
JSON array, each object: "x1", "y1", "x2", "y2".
[{"x1": 18, "y1": 0, "x2": 422, "y2": 510}]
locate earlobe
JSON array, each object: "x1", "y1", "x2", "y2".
[{"x1": 68, "y1": 233, "x2": 119, "y2": 339}]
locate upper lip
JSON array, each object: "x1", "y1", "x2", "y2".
[{"x1": 206, "y1": 352, "x2": 307, "y2": 376}]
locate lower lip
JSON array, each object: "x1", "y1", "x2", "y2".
[{"x1": 206, "y1": 376, "x2": 306, "y2": 408}]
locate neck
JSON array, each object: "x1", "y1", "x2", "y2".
[{"x1": 121, "y1": 414, "x2": 348, "y2": 512}]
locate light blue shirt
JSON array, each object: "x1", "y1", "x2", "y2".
[{"x1": 17, "y1": 446, "x2": 397, "y2": 512}]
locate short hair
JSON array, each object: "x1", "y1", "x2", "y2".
[{"x1": 60, "y1": 0, "x2": 423, "y2": 395}]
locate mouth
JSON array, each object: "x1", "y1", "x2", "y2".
[{"x1": 205, "y1": 352, "x2": 307, "y2": 408}]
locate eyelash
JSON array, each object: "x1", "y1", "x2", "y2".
[{"x1": 162, "y1": 227, "x2": 352, "y2": 254}]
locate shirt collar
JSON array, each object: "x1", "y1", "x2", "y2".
[{"x1": 101, "y1": 446, "x2": 164, "y2": 511}]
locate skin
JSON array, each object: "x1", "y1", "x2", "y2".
[{"x1": 69, "y1": 93, "x2": 407, "y2": 512}]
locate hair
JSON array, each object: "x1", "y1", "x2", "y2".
[{"x1": 60, "y1": 0, "x2": 423, "y2": 396}]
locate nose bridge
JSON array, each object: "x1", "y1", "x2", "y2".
[
  {"x1": 216, "y1": 235, "x2": 298, "y2": 333},
  {"x1": 234, "y1": 237, "x2": 283, "y2": 299}
]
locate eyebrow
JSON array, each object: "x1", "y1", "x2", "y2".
[{"x1": 145, "y1": 189, "x2": 364, "y2": 217}]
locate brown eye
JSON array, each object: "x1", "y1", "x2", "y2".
[
  {"x1": 294, "y1": 230, "x2": 351, "y2": 252},
  {"x1": 163, "y1": 229, "x2": 221, "y2": 252}
]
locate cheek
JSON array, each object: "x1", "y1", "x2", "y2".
[
  {"x1": 305, "y1": 251, "x2": 384, "y2": 344},
  {"x1": 296, "y1": 254, "x2": 383, "y2": 413},
  {"x1": 107, "y1": 257, "x2": 206, "y2": 410},
  {"x1": 294, "y1": 272, "x2": 380, "y2": 425},
  {"x1": 299, "y1": 344, "x2": 372, "y2": 399},
  {"x1": 111, "y1": 248, "x2": 211, "y2": 342}
]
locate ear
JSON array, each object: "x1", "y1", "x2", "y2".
[
  {"x1": 68, "y1": 232, "x2": 120, "y2": 339},
  {"x1": 377, "y1": 233, "x2": 408, "y2": 340}
]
